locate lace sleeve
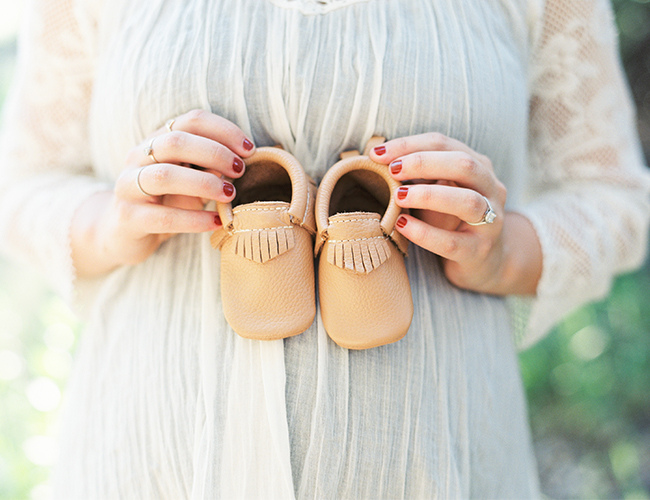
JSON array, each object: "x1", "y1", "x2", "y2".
[
  {"x1": 513, "y1": 0, "x2": 650, "y2": 348},
  {"x1": 0, "y1": 0, "x2": 109, "y2": 301}
]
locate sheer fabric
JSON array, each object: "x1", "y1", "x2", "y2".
[
  {"x1": 517, "y1": 0, "x2": 650, "y2": 346},
  {"x1": 266, "y1": 0, "x2": 371, "y2": 15},
  {"x1": 0, "y1": 0, "x2": 648, "y2": 498}
]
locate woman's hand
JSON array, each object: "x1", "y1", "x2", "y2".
[
  {"x1": 369, "y1": 132, "x2": 542, "y2": 296},
  {"x1": 71, "y1": 109, "x2": 255, "y2": 278}
]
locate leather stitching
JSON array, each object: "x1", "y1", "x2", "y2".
[
  {"x1": 328, "y1": 236, "x2": 387, "y2": 243},
  {"x1": 232, "y1": 226, "x2": 293, "y2": 233},
  {"x1": 233, "y1": 206, "x2": 287, "y2": 213},
  {"x1": 329, "y1": 218, "x2": 380, "y2": 224}
]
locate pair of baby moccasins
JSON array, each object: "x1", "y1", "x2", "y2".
[{"x1": 210, "y1": 138, "x2": 413, "y2": 350}]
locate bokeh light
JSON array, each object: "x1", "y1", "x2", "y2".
[
  {"x1": 21, "y1": 436, "x2": 58, "y2": 467},
  {"x1": 570, "y1": 325, "x2": 610, "y2": 361},
  {"x1": 25, "y1": 377, "x2": 61, "y2": 413}
]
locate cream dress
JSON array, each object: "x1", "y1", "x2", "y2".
[{"x1": 1, "y1": 0, "x2": 649, "y2": 498}]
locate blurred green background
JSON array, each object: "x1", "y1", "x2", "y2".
[{"x1": 1, "y1": 1, "x2": 650, "y2": 499}]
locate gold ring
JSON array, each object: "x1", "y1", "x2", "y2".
[
  {"x1": 165, "y1": 118, "x2": 175, "y2": 132},
  {"x1": 144, "y1": 137, "x2": 158, "y2": 163},
  {"x1": 135, "y1": 166, "x2": 155, "y2": 197}
]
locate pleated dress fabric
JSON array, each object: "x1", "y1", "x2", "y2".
[{"x1": 1, "y1": 0, "x2": 649, "y2": 498}]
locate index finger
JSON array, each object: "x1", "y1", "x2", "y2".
[
  {"x1": 368, "y1": 132, "x2": 480, "y2": 164},
  {"x1": 154, "y1": 109, "x2": 256, "y2": 158}
]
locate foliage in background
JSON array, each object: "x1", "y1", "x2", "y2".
[
  {"x1": 0, "y1": 263, "x2": 79, "y2": 500},
  {"x1": 1, "y1": 2, "x2": 650, "y2": 499},
  {"x1": 521, "y1": 267, "x2": 650, "y2": 499}
]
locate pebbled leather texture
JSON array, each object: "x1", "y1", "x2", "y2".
[
  {"x1": 316, "y1": 139, "x2": 413, "y2": 349},
  {"x1": 212, "y1": 147, "x2": 317, "y2": 340}
]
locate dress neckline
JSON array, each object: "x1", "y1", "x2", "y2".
[{"x1": 265, "y1": 0, "x2": 370, "y2": 15}]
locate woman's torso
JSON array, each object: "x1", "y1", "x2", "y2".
[{"x1": 55, "y1": 1, "x2": 539, "y2": 498}]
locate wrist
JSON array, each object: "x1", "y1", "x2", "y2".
[
  {"x1": 71, "y1": 190, "x2": 122, "y2": 278},
  {"x1": 494, "y1": 212, "x2": 542, "y2": 296}
]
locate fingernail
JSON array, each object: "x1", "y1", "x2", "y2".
[
  {"x1": 397, "y1": 186, "x2": 409, "y2": 200},
  {"x1": 233, "y1": 157, "x2": 244, "y2": 173},
  {"x1": 223, "y1": 181, "x2": 235, "y2": 197},
  {"x1": 396, "y1": 216, "x2": 408, "y2": 229},
  {"x1": 373, "y1": 145, "x2": 386, "y2": 156},
  {"x1": 243, "y1": 138, "x2": 254, "y2": 151},
  {"x1": 390, "y1": 159, "x2": 402, "y2": 175},
  {"x1": 214, "y1": 214, "x2": 222, "y2": 226}
]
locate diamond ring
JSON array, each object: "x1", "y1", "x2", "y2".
[{"x1": 467, "y1": 196, "x2": 497, "y2": 226}]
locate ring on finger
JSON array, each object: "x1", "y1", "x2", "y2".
[
  {"x1": 144, "y1": 137, "x2": 158, "y2": 163},
  {"x1": 467, "y1": 196, "x2": 497, "y2": 226},
  {"x1": 165, "y1": 118, "x2": 175, "y2": 132},
  {"x1": 136, "y1": 166, "x2": 156, "y2": 197}
]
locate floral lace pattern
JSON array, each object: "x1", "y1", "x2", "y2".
[
  {"x1": 265, "y1": 0, "x2": 369, "y2": 14},
  {"x1": 516, "y1": 0, "x2": 650, "y2": 346}
]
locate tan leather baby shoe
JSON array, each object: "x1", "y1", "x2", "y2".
[
  {"x1": 315, "y1": 138, "x2": 413, "y2": 349},
  {"x1": 211, "y1": 147, "x2": 317, "y2": 340}
]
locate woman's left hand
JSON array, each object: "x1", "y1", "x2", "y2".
[{"x1": 369, "y1": 132, "x2": 542, "y2": 296}]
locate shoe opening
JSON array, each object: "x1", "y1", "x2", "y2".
[
  {"x1": 231, "y1": 161, "x2": 292, "y2": 207},
  {"x1": 328, "y1": 170, "x2": 390, "y2": 217}
]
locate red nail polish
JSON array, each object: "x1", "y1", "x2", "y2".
[
  {"x1": 396, "y1": 216, "x2": 408, "y2": 228},
  {"x1": 214, "y1": 214, "x2": 222, "y2": 226},
  {"x1": 374, "y1": 145, "x2": 386, "y2": 156},
  {"x1": 243, "y1": 138, "x2": 254, "y2": 151},
  {"x1": 223, "y1": 181, "x2": 235, "y2": 196},
  {"x1": 233, "y1": 157, "x2": 244, "y2": 173},
  {"x1": 390, "y1": 159, "x2": 402, "y2": 175},
  {"x1": 397, "y1": 186, "x2": 409, "y2": 200}
]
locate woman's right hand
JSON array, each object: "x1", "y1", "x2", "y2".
[{"x1": 71, "y1": 109, "x2": 256, "y2": 278}]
